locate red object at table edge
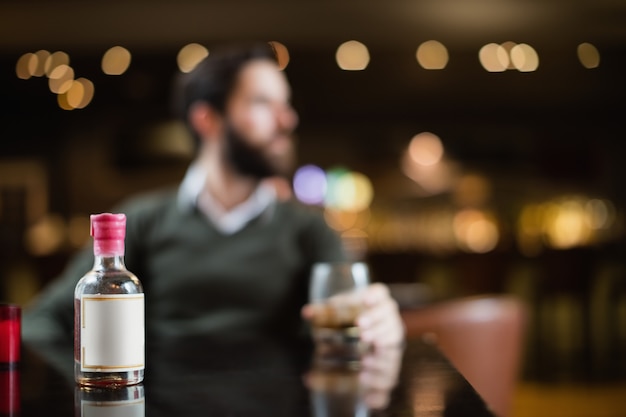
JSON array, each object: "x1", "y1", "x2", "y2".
[{"x1": 0, "y1": 305, "x2": 20, "y2": 364}]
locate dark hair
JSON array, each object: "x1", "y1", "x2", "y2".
[{"x1": 171, "y1": 42, "x2": 278, "y2": 150}]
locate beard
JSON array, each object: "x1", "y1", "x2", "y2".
[{"x1": 223, "y1": 121, "x2": 295, "y2": 180}]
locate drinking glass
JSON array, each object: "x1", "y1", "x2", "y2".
[{"x1": 308, "y1": 262, "x2": 370, "y2": 363}]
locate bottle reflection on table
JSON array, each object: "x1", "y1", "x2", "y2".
[{"x1": 75, "y1": 384, "x2": 144, "y2": 417}]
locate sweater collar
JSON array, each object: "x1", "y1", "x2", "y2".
[{"x1": 177, "y1": 163, "x2": 277, "y2": 234}]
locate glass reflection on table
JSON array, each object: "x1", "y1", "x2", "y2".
[{"x1": 307, "y1": 347, "x2": 402, "y2": 417}]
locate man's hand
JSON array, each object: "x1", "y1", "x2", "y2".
[
  {"x1": 355, "y1": 283, "x2": 405, "y2": 348},
  {"x1": 302, "y1": 282, "x2": 405, "y2": 349}
]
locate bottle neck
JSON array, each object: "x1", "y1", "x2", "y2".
[{"x1": 93, "y1": 253, "x2": 126, "y2": 271}]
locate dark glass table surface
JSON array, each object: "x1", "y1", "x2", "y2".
[{"x1": 7, "y1": 336, "x2": 496, "y2": 417}]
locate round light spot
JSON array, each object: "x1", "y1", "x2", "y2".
[
  {"x1": 74, "y1": 78, "x2": 95, "y2": 109},
  {"x1": 66, "y1": 80, "x2": 85, "y2": 109},
  {"x1": 577, "y1": 42, "x2": 600, "y2": 69},
  {"x1": 511, "y1": 43, "x2": 539, "y2": 72},
  {"x1": 177, "y1": 43, "x2": 209, "y2": 73},
  {"x1": 479, "y1": 43, "x2": 508, "y2": 72},
  {"x1": 409, "y1": 132, "x2": 444, "y2": 166},
  {"x1": 102, "y1": 46, "x2": 132, "y2": 75},
  {"x1": 416, "y1": 40, "x2": 449, "y2": 70},
  {"x1": 44, "y1": 51, "x2": 70, "y2": 77},
  {"x1": 48, "y1": 65, "x2": 75, "y2": 94},
  {"x1": 269, "y1": 41, "x2": 290, "y2": 70},
  {"x1": 293, "y1": 164, "x2": 327, "y2": 205},
  {"x1": 336, "y1": 41, "x2": 370, "y2": 71},
  {"x1": 57, "y1": 92, "x2": 74, "y2": 110},
  {"x1": 32, "y1": 50, "x2": 51, "y2": 77},
  {"x1": 16, "y1": 53, "x2": 36, "y2": 80},
  {"x1": 333, "y1": 172, "x2": 374, "y2": 211}
]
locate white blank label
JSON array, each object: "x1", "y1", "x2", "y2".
[{"x1": 81, "y1": 294, "x2": 145, "y2": 372}]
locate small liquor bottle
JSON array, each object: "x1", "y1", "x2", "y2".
[{"x1": 74, "y1": 213, "x2": 144, "y2": 386}]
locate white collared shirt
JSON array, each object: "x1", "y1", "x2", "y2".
[{"x1": 177, "y1": 163, "x2": 277, "y2": 235}]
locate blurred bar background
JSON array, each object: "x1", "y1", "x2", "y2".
[{"x1": 1, "y1": 1, "x2": 625, "y2": 414}]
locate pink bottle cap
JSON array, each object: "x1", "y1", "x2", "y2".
[{"x1": 91, "y1": 213, "x2": 126, "y2": 256}]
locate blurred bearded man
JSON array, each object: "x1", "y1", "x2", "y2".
[{"x1": 23, "y1": 42, "x2": 405, "y2": 348}]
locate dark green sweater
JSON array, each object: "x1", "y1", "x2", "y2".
[{"x1": 22, "y1": 188, "x2": 345, "y2": 344}]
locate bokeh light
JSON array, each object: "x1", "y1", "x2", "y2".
[
  {"x1": 57, "y1": 92, "x2": 74, "y2": 111},
  {"x1": 510, "y1": 43, "x2": 539, "y2": 72},
  {"x1": 15, "y1": 53, "x2": 36, "y2": 80},
  {"x1": 453, "y1": 209, "x2": 499, "y2": 253},
  {"x1": 416, "y1": 40, "x2": 449, "y2": 70},
  {"x1": 402, "y1": 152, "x2": 457, "y2": 195},
  {"x1": 48, "y1": 64, "x2": 74, "y2": 94},
  {"x1": 294, "y1": 166, "x2": 374, "y2": 213},
  {"x1": 32, "y1": 50, "x2": 50, "y2": 77},
  {"x1": 516, "y1": 196, "x2": 615, "y2": 255},
  {"x1": 585, "y1": 199, "x2": 614, "y2": 229},
  {"x1": 479, "y1": 43, "x2": 508, "y2": 72},
  {"x1": 102, "y1": 46, "x2": 132, "y2": 75},
  {"x1": 74, "y1": 78, "x2": 95, "y2": 109},
  {"x1": 24, "y1": 213, "x2": 66, "y2": 256},
  {"x1": 336, "y1": 41, "x2": 370, "y2": 71},
  {"x1": 324, "y1": 167, "x2": 350, "y2": 208},
  {"x1": 409, "y1": 132, "x2": 444, "y2": 166},
  {"x1": 44, "y1": 51, "x2": 70, "y2": 76},
  {"x1": 544, "y1": 199, "x2": 590, "y2": 249},
  {"x1": 269, "y1": 41, "x2": 290, "y2": 70},
  {"x1": 325, "y1": 208, "x2": 360, "y2": 231},
  {"x1": 293, "y1": 164, "x2": 327, "y2": 205},
  {"x1": 177, "y1": 43, "x2": 209, "y2": 73},
  {"x1": 333, "y1": 171, "x2": 374, "y2": 212},
  {"x1": 66, "y1": 80, "x2": 85, "y2": 109},
  {"x1": 577, "y1": 42, "x2": 600, "y2": 69}
]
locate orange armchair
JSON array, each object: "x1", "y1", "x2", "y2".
[{"x1": 401, "y1": 295, "x2": 528, "y2": 417}]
